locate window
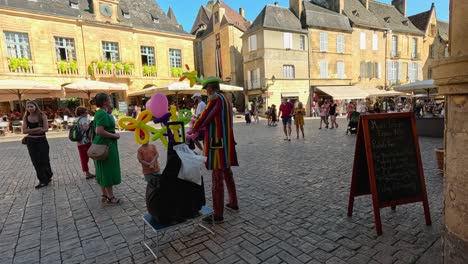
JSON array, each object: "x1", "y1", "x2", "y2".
[
  {"x1": 372, "y1": 33, "x2": 378, "y2": 51},
  {"x1": 214, "y1": 11, "x2": 219, "y2": 24},
  {"x1": 391, "y1": 35, "x2": 398, "y2": 57},
  {"x1": 248, "y1": 34, "x2": 257, "y2": 51},
  {"x1": 141, "y1": 46, "x2": 155, "y2": 66},
  {"x1": 360, "y1": 61, "x2": 366, "y2": 78},
  {"x1": 299, "y1": 35, "x2": 306, "y2": 50},
  {"x1": 283, "y1": 33, "x2": 293, "y2": 49},
  {"x1": 360, "y1": 32, "x2": 366, "y2": 50},
  {"x1": 319, "y1": 32, "x2": 328, "y2": 52},
  {"x1": 408, "y1": 62, "x2": 417, "y2": 82},
  {"x1": 430, "y1": 24, "x2": 436, "y2": 37},
  {"x1": 169, "y1": 49, "x2": 181, "y2": 68},
  {"x1": 54, "y1": 37, "x2": 76, "y2": 61},
  {"x1": 337, "y1": 62, "x2": 344, "y2": 79},
  {"x1": 247, "y1": 68, "x2": 260, "y2": 89},
  {"x1": 429, "y1": 44, "x2": 434, "y2": 58},
  {"x1": 377, "y1": 63, "x2": 382, "y2": 79},
  {"x1": 4, "y1": 32, "x2": 31, "y2": 59},
  {"x1": 122, "y1": 8, "x2": 130, "y2": 18},
  {"x1": 151, "y1": 15, "x2": 159, "y2": 23},
  {"x1": 336, "y1": 34, "x2": 344, "y2": 53},
  {"x1": 319, "y1": 61, "x2": 328, "y2": 79},
  {"x1": 283, "y1": 65, "x2": 295, "y2": 79},
  {"x1": 102, "y1": 41, "x2": 119, "y2": 62},
  {"x1": 428, "y1": 67, "x2": 432, "y2": 79},
  {"x1": 411, "y1": 38, "x2": 417, "y2": 58},
  {"x1": 444, "y1": 45, "x2": 449, "y2": 57},
  {"x1": 388, "y1": 61, "x2": 400, "y2": 84}
]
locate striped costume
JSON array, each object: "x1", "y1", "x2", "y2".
[{"x1": 193, "y1": 92, "x2": 238, "y2": 170}]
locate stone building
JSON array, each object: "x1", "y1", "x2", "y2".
[
  {"x1": 191, "y1": 0, "x2": 250, "y2": 110},
  {"x1": 242, "y1": 0, "x2": 441, "y2": 113},
  {"x1": 409, "y1": 3, "x2": 449, "y2": 80},
  {"x1": 0, "y1": 0, "x2": 194, "y2": 110},
  {"x1": 242, "y1": 4, "x2": 309, "y2": 111}
]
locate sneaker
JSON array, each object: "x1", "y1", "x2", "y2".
[
  {"x1": 202, "y1": 215, "x2": 224, "y2": 224},
  {"x1": 225, "y1": 204, "x2": 239, "y2": 213}
]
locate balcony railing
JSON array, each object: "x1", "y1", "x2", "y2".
[
  {"x1": 7, "y1": 58, "x2": 34, "y2": 73},
  {"x1": 411, "y1": 52, "x2": 421, "y2": 60},
  {"x1": 142, "y1": 65, "x2": 157, "y2": 77},
  {"x1": 390, "y1": 51, "x2": 401, "y2": 58},
  {"x1": 57, "y1": 61, "x2": 79, "y2": 75},
  {"x1": 89, "y1": 61, "x2": 134, "y2": 77}
]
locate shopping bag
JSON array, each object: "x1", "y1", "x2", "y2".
[{"x1": 173, "y1": 144, "x2": 206, "y2": 185}]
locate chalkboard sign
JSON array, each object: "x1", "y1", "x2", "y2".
[{"x1": 347, "y1": 113, "x2": 431, "y2": 235}]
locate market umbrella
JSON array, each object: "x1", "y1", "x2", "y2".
[
  {"x1": 0, "y1": 79, "x2": 62, "y2": 102},
  {"x1": 128, "y1": 82, "x2": 243, "y2": 98},
  {"x1": 394, "y1": 79, "x2": 437, "y2": 96},
  {"x1": 64, "y1": 80, "x2": 128, "y2": 99}
]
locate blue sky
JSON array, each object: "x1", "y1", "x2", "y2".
[{"x1": 158, "y1": 0, "x2": 449, "y2": 33}]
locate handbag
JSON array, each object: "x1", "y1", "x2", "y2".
[{"x1": 87, "y1": 143, "x2": 109, "y2": 160}]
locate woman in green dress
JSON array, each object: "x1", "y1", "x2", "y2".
[{"x1": 93, "y1": 93, "x2": 121, "y2": 204}]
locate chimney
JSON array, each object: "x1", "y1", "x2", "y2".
[
  {"x1": 359, "y1": 0, "x2": 369, "y2": 10},
  {"x1": 289, "y1": 0, "x2": 303, "y2": 18},
  {"x1": 239, "y1": 7, "x2": 245, "y2": 18},
  {"x1": 392, "y1": 0, "x2": 406, "y2": 17}
]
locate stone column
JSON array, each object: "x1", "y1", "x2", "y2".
[{"x1": 432, "y1": 1, "x2": 468, "y2": 263}]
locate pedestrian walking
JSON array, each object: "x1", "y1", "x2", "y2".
[
  {"x1": 23, "y1": 100, "x2": 53, "y2": 189},
  {"x1": 270, "y1": 104, "x2": 278, "y2": 127},
  {"x1": 329, "y1": 100, "x2": 339, "y2": 129},
  {"x1": 92, "y1": 93, "x2": 122, "y2": 205},
  {"x1": 192, "y1": 77, "x2": 239, "y2": 224},
  {"x1": 278, "y1": 98, "x2": 294, "y2": 141},
  {"x1": 244, "y1": 105, "x2": 251, "y2": 125},
  {"x1": 319, "y1": 101, "x2": 329, "y2": 129},
  {"x1": 75, "y1": 106, "x2": 95, "y2": 179},
  {"x1": 251, "y1": 98, "x2": 259, "y2": 123},
  {"x1": 293, "y1": 102, "x2": 306, "y2": 139},
  {"x1": 266, "y1": 106, "x2": 272, "y2": 126}
]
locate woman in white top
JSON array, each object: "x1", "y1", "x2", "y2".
[{"x1": 75, "y1": 106, "x2": 95, "y2": 179}]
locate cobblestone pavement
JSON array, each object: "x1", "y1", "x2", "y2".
[{"x1": 0, "y1": 119, "x2": 444, "y2": 264}]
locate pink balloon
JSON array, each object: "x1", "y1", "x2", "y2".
[
  {"x1": 145, "y1": 99, "x2": 152, "y2": 111},
  {"x1": 147, "y1": 93, "x2": 168, "y2": 118}
]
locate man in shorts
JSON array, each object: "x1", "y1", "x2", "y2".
[
  {"x1": 190, "y1": 93, "x2": 206, "y2": 151},
  {"x1": 278, "y1": 98, "x2": 294, "y2": 141}
]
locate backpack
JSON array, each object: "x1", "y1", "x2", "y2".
[
  {"x1": 85, "y1": 120, "x2": 95, "y2": 141},
  {"x1": 68, "y1": 117, "x2": 84, "y2": 142}
]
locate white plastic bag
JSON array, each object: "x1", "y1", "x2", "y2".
[{"x1": 173, "y1": 144, "x2": 206, "y2": 185}]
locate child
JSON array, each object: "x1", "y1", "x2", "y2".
[
  {"x1": 293, "y1": 102, "x2": 306, "y2": 138},
  {"x1": 137, "y1": 141, "x2": 160, "y2": 182},
  {"x1": 266, "y1": 106, "x2": 272, "y2": 126},
  {"x1": 244, "y1": 106, "x2": 251, "y2": 125}
]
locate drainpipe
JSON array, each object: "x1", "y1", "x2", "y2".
[{"x1": 307, "y1": 32, "x2": 312, "y2": 116}]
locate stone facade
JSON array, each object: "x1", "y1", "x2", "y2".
[
  {"x1": 0, "y1": 0, "x2": 194, "y2": 108},
  {"x1": 432, "y1": 1, "x2": 468, "y2": 262}
]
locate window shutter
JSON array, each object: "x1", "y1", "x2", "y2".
[
  {"x1": 320, "y1": 32, "x2": 328, "y2": 52},
  {"x1": 372, "y1": 34, "x2": 378, "y2": 50},
  {"x1": 398, "y1": 61, "x2": 403, "y2": 81},
  {"x1": 284, "y1": 33, "x2": 292, "y2": 49},
  {"x1": 247, "y1": 70, "x2": 252, "y2": 89},
  {"x1": 320, "y1": 61, "x2": 328, "y2": 78},
  {"x1": 255, "y1": 68, "x2": 260, "y2": 87},
  {"x1": 418, "y1": 63, "x2": 422, "y2": 80},
  {"x1": 407, "y1": 62, "x2": 412, "y2": 81},
  {"x1": 367, "y1": 62, "x2": 372, "y2": 78},
  {"x1": 253, "y1": 35, "x2": 257, "y2": 51},
  {"x1": 378, "y1": 62, "x2": 382, "y2": 78},
  {"x1": 360, "y1": 32, "x2": 366, "y2": 50},
  {"x1": 387, "y1": 61, "x2": 392, "y2": 81},
  {"x1": 337, "y1": 35, "x2": 344, "y2": 53}
]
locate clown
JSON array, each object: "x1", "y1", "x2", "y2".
[{"x1": 191, "y1": 77, "x2": 239, "y2": 224}]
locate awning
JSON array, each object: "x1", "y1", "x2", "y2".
[
  {"x1": 394, "y1": 79, "x2": 436, "y2": 92},
  {"x1": 363, "y1": 87, "x2": 406, "y2": 97},
  {"x1": 315, "y1": 86, "x2": 368, "y2": 100},
  {"x1": 128, "y1": 82, "x2": 243, "y2": 97},
  {"x1": 281, "y1": 92, "x2": 300, "y2": 97}
]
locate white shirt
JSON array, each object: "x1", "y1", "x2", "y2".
[{"x1": 195, "y1": 101, "x2": 206, "y2": 118}]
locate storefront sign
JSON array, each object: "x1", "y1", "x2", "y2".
[{"x1": 118, "y1": 101, "x2": 128, "y2": 113}]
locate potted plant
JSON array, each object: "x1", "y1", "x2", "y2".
[
  {"x1": 115, "y1": 62, "x2": 123, "y2": 72},
  {"x1": 106, "y1": 61, "x2": 113, "y2": 72},
  {"x1": 69, "y1": 60, "x2": 77, "y2": 72},
  {"x1": 150, "y1": 65, "x2": 157, "y2": 76},
  {"x1": 143, "y1": 65, "x2": 149, "y2": 76},
  {"x1": 177, "y1": 67, "x2": 184, "y2": 77},
  {"x1": 124, "y1": 62, "x2": 132, "y2": 75},
  {"x1": 59, "y1": 61, "x2": 67, "y2": 73},
  {"x1": 20, "y1": 58, "x2": 30, "y2": 70},
  {"x1": 88, "y1": 63, "x2": 95, "y2": 76},
  {"x1": 97, "y1": 61, "x2": 105, "y2": 71},
  {"x1": 9, "y1": 58, "x2": 20, "y2": 71},
  {"x1": 112, "y1": 108, "x2": 120, "y2": 119},
  {"x1": 171, "y1": 67, "x2": 178, "y2": 77}
]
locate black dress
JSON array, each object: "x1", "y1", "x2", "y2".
[{"x1": 25, "y1": 119, "x2": 53, "y2": 184}]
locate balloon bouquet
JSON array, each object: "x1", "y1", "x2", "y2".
[{"x1": 118, "y1": 93, "x2": 191, "y2": 147}]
